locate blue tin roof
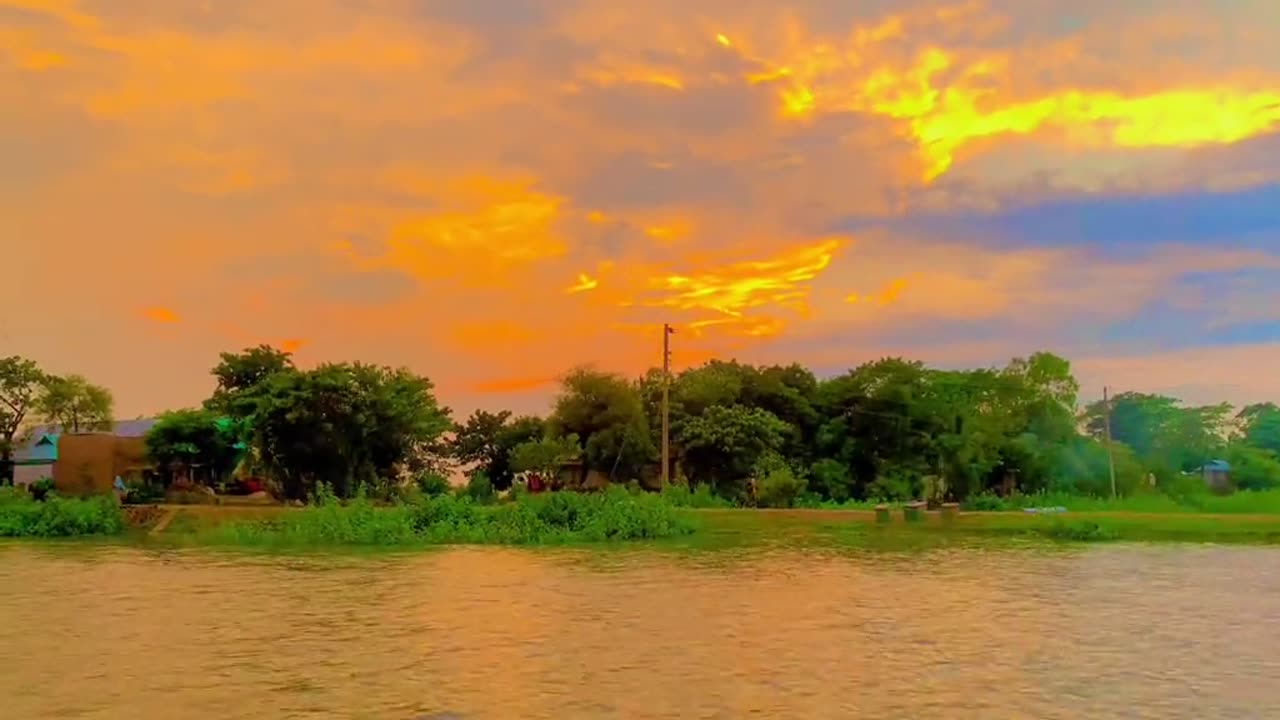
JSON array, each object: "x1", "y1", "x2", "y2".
[
  {"x1": 1202, "y1": 460, "x2": 1231, "y2": 472},
  {"x1": 11, "y1": 419, "x2": 157, "y2": 462}
]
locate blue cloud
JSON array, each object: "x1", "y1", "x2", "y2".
[{"x1": 833, "y1": 180, "x2": 1280, "y2": 256}]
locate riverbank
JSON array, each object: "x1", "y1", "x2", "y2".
[
  {"x1": 131, "y1": 502, "x2": 1280, "y2": 549},
  {"x1": 8, "y1": 487, "x2": 1280, "y2": 549}
]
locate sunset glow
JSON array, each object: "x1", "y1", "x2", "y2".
[{"x1": 4, "y1": 0, "x2": 1279, "y2": 417}]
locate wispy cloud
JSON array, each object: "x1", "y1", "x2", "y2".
[{"x1": 4, "y1": 0, "x2": 1279, "y2": 416}]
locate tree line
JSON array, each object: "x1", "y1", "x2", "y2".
[
  {"x1": 0, "y1": 356, "x2": 115, "y2": 483},
  {"x1": 5, "y1": 347, "x2": 1278, "y2": 504}
]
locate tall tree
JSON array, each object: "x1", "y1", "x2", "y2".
[
  {"x1": 450, "y1": 410, "x2": 545, "y2": 490},
  {"x1": 0, "y1": 356, "x2": 46, "y2": 484},
  {"x1": 36, "y1": 374, "x2": 114, "y2": 433},
  {"x1": 145, "y1": 408, "x2": 240, "y2": 486},
  {"x1": 251, "y1": 362, "x2": 451, "y2": 500},
  {"x1": 677, "y1": 404, "x2": 789, "y2": 497},
  {"x1": 205, "y1": 345, "x2": 296, "y2": 421},
  {"x1": 1083, "y1": 392, "x2": 1229, "y2": 474},
  {"x1": 1238, "y1": 403, "x2": 1280, "y2": 454},
  {"x1": 550, "y1": 367, "x2": 654, "y2": 481}
]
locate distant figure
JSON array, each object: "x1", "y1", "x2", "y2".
[
  {"x1": 1147, "y1": 473, "x2": 1157, "y2": 488},
  {"x1": 113, "y1": 475, "x2": 127, "y2": 504}
]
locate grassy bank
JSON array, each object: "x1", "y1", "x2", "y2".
[
  {"x1": 961, "y1": 488, "x2": 1280, "y2": 514},
  {"x1": 686, "y1": 508, "x2": 1280, "y2": 549},
  {"x1": 0, "y1": 488, "x2": 124, "y2": 538},
  {"x1": 7, "y1": 485, "x2": 1280, "y2": 549},
  {"x1": 188, "y1": 487, "x2": 697, "y2": 548}
]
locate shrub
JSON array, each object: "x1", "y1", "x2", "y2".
[
  {"x1": 210, "y1": 486, "x2": 696, "y2": 546},
  {"x1": 414, "y1": 471, "x2": 452, "y2": 497},
  {"x1": 463, "y1": 471, "x2": 495, "y2": 504},
  {"x1": 660, "y1": 482, "x2": 733, "y2": 508},
  {"x1": 0, "y1": 488, "x2": 125, "y2": 537},
  {"x1": 756, "y1": 466, "x2": 807, "y2": 508},
  {"x1": 962, "y1": 493, "x2": 1008, "y2": 511},
  {"x1": 809, "y1": 459, "x2": 854, "y2": 503},
  {"x1": 29, "y1": 477, "x2": 55, "y2": 501}
]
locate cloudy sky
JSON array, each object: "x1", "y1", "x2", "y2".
[{"x1": 4, "y1": 0, "x2": 1280, "y2": 419}]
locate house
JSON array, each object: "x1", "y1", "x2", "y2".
[
  {"x1": 11, "y1": 431, "x2": 60, "y2": 486},
  {"x1": 12, "y1": 419, "x2": 157, "y2": 496},
  {"x1": 1199, "y1": 459, "x2": 1232, "y2": 494}
]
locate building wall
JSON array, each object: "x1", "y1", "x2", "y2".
[
  {"x1": 13, "y1": 463, "x2": 52, "y2": 487},
  {"x1": 52, "y1": 434, "x2": 152, "y2": 497}
]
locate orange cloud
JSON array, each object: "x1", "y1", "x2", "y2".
[
  {"x1": 5, "y1": 0, "x2": 1280, "y2": 422},
  {"x1": 471, "y1": 375, "x2": 559, "y2": 394},
  {"x1": 380, "y1": 177, "x2": 566, "y2": 283},
  {"x1": 140, "y1": 306, "x2": 180, "y2": 324},
  {"x1": 566, "y1": 273, "x2": 599, "y2": 293}
]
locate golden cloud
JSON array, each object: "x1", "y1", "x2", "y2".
[{"x1": 6, "y1": 0, "x2": 1280, "y2": 418}]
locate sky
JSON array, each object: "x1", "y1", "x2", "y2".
[{"x1": 3, "y1": 0, "x2": 1280, "y2": 420}]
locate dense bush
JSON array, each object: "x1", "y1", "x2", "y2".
[
  {"x1": 0, "y1": 488, "x2": 125, "y2": 537},
  {"x1": 210, "y1": 486, "x2": 696, "y2": 546},
  {"x1": 413, "y1": 471, "x2": 452, "y2": 497},
  {"x1": 756, "y1": 466, "x2": 807, "y2": 508},
  {"x1": 660, "y1": 482, "x2": 733, "y2": 508}
]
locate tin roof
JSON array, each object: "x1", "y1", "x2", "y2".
[{"x1": 11, "y1": 419, "x2": 157, "y2": 462}]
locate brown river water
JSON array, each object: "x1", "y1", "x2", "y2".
[{"x1": 2, "y1": 542, "x2": 1278, "y2": 719}]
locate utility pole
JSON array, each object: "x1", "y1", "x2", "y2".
[
  {"x1": 1103, "y1": 385, "x2": 1117, "y2": 498},
  {"x1": 661, "y1": 323, "x2": 673, "y2": 487}
]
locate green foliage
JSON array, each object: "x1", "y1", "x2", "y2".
[
  {"x1": 0, "y1": 487, "x2": 124, "y2": 537},
  {"x1": 550, "y1": 368, "x2": 654, "y2": 480},
  {"x1": 809, "y1": 458, "x2": 854, "y2": 502},
  {"x1": 1238, "y1": 403, "x2": 1280, "y2": 455},
  {"x1": 204, "y1": 345, "x2": 295, "y2": 418},
  {"x1": 0, "y1": 356, "x2": 47, "y2": 483},
  {"x1": 1082, "y1": 392, "x2": 1229, "y2": 473},
  {"x1": 246, "y1": 361, "x2": 452, "y2": 500},
  {"x1": 755, "y1": 463, "x2": 807, "y2": 509},
  {"x1": 35, "y1": 374, "x2": 114, "y2": 433},
  {"x1": 449, "y1": 410, "x2": 544, "y2": 490},
  {"x1": 1223, "y1": 444, "x2": 1280, "y2": 491},
  {"x1": 659, "y1": 482, "x2": 733, "y2": 508},
  {"x1": 509, "y1": 433, "x2": 579, "y2": 479},
  {"x1": 677, "y1": 404, "x2": 790, "y2": 495},
  {"x1": 463, "y1": 471, "x2": 495, "y2": 504},
  {"x1": 413, "y1": 471, "x2": 451, "y2": 497},
  {"x1": 210, "y1": 487, "x2": 696, "y2": 546},
  {"x1": 1042, "y1": 520, "x2": 1120, "y2": 542},
  {"x1": 145, "y1": 408, "x2": 240, "y2": 485},
  {"x1": 29, "y1": 477, "x2": 55, "y2": 501}
]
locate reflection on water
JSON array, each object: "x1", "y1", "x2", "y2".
[{"x1": 2, "y1": 542, "x2": 1278, "y2": 719}]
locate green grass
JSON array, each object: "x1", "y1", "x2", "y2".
[
  {"x1": 0, "y1": 487, "x2": 125, "y2": 538},
  {"x1": 202, "y1": 487, "x2": 698, "y2": 548},
  {"x1": 687, "y1": 508, "x2": 1280, "y2": 548},
  {"x1": 962, "y1": 488, "x2": 1280, "y2": 514}
]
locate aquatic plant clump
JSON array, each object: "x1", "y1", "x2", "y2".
[
  {"x1": 210, "y1": 487, "x2": 698, "y2": 547},
  {"x1": 0, "y1": 488, "x2": 126, "y2": 537}
]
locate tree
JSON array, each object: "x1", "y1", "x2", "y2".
[
  {"x1": 676, "y1": 404, "x2": 790, "y2": 496},
  {"x1": 204, "y1": 345, "x2": 295, "y2": 421},
  {"x1": 450, "y1": 410, "x2": 544, "y2": 490},
  {"x1": 145, "y1": 409, "x2": 240, "y2": 486},
  {"x1": 510, "y1": 434, "x2": 580, "y2": 484},
  {"x1": 36, "y1": 374, "x2": 114, "y2": 433},
  {"x1": 0, "y1": 356, "x2": 46, "y2": 484},
  {"x1": 1083, "y1": 393, "x2": 1229, "y2": 474},
  {"x1": 550, "y1": 367, "x2": 654, "y2": 481},
  {"x1": 1222, "y1": 443, "x2": 1280, "y2": 491},
  {"x1": 1238, "y1": 403, "x2": 1280, "y2": 454},
  {"x1": 252, "y1": 363, "x2": 452, "y2": 500}
]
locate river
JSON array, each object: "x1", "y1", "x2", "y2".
[{"x1": 2, "y1": 542, "x2": 1278, "y2": 719}]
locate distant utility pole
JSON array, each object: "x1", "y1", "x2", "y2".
[
  {"x1": 661, "y1": 323, "x2": 674, "y2": 487},
  {"x1": 1103, "y1": 385, "x2": 1118, "y2": 498}
]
